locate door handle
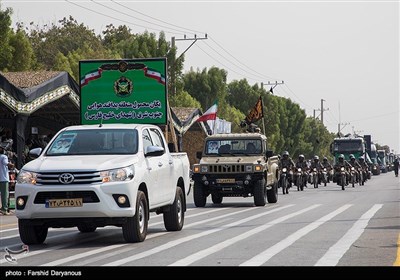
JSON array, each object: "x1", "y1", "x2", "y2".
[
  {"x1": 169, "y1": 160, "x2": 173, "y2": 165},
  {"x1": 158, "y1": 162, "x2": 163, "y2": 167}
]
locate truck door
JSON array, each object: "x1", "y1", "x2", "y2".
[{"x1": 148, "y1": 128, "x2": 173, "y2": 203}]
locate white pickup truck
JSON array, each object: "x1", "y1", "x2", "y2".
[{"x1": 15, "y1": 124, "x2": 190, "y2": 244}]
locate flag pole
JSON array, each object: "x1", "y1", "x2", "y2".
[
  {"x1": 262, "y1": 117, "x2": 266, "y2": 135},
  {"x1": 213, "y1": 118, "x2": 217, "y2": 135}
]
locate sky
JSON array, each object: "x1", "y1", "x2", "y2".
[{"x1": 3, "y1": 0, "x2": 399, "y2": 153}]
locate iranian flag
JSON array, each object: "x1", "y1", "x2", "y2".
[
  {"x1": 197, "y1": 101, "x2": 218, "y2": 122},
  {"x1": 80, "y1": 68, "x2": 103, "y2": 87},
  {"x1": 143, "y1": 67, "x2": 166, "y2": 85}
]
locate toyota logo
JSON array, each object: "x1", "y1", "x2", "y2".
[{"x1": 59, "y1": 173, "x2": 74, "y2": 184}]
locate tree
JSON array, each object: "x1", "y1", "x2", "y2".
[
  {"x1": 0, "y1": 3, "x2": 13, "y2": 70},
  {"x1": 8, "y1": 30, "x2": 35, "y2": 71},
  {"x1": 169, "y1": 90, "x2": 201, "y2": 108}
]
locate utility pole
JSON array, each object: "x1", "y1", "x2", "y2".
[
  {"x1": 320, "y1": 99, "x2": 329, "y2": 125},
  {"x1": 171, "y1": 34, "x2": 208, "y2": 95},
  {"x1": 260, "y1": 81, "x2": 284, "y2": 134}
]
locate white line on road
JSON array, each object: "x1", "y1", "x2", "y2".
[
  {"x1": 240, "y1": 204, "x2": 353, "y2": 266},
  {"x1": 169, "y1": 204, "x2": 322, "y2": 266},
  {"x1": 103, "y1": 204, "x2": 296, "y2": 266},
  {"x1": 71, "y1": 206, "x2": 267, "y2": 266},
  {"x1": 314, "y1": 204, "x2": 383, "y2": 266},
  {"x1": 0, "y1": 227, "x2": 18, "y2": 233},
  {"x1": 41, "y1": 244, "x2": 127, "y2": 266},
  {"x1": 0, "y1": 231, "x2": 117, "y2": 265}
]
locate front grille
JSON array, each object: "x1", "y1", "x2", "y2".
[
  {"x1": 34, "y1": 191, "x2": 100, "y2": 204},
  {"x1": 208, "y1": 165, "x2": 245, "y2": 173},
  {"x1": 36, "y1": 171, "x2": 101, "y2": 185}
]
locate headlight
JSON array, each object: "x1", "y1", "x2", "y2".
[
  {"x1": 282, "y1": 168, "x2": 287, "y2": 173},
  {"x1": 341, "y1": 167, "x2": 345, "y2": 171},
  {"x1": 193, "y1": 165, "x2": 200, "y2": 173},
  {"x1": 323, "y1": 168, "x2": 327, "y2": 171},
  {"x1": 351, "y1": 167, "x2": 355, "y2": 171},
  {"x1": 254, "y1": 164, "x2": 263, "y2": 172},
  {"x1": 17, "y1": 170, "x2": 38, "y2": 185},
  {"x1": 298, "y1": 168, "x2": 302, "y2": 172},
  {"x1": 201, "y1": 165, "x2": 208, "y2": 173},
  {"x1": 100, "y1": 165, "x2": 134, "y2": 183}
]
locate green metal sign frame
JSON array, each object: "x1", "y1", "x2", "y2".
[{"x1": 79, "y1": 58, "x2": 167, "y2": 125}]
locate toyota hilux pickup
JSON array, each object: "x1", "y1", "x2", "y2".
[{"x1": 16, "y1": 124, "x2": 190, "y2": 244}]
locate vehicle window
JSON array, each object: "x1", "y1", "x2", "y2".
[
  {"x1": 142, "y1": 129, "x2": 153, "y2": 153},
  {"x1": 149, "y1": 128, "x2": 165, "y2": 149},
  {"x1": 46, "y1": 129, "x2": 138, "y2": 155}
]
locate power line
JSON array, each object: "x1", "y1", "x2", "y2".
[
  {"x1": 110, "y1": 0, "x2": 204, "y2": 35},
  {"x1": 348, "y1": 111, "x2": 399, "y2": 123},
  {"x1": 65, "y1": 0, "x2": 180, "y2": 35},
  {"x1": 281, "y1": 83, "x2": 312, "y2": 110},
  {"x1": 209, "y1": 35, "x2": 278, "y2": 81},
  {"x1": 194, "y1": 44, "x2": 258, "y2": 83}
]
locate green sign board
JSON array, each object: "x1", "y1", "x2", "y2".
[{"x1": 79, "y1": 58, "x2": 167, "y2": 125}]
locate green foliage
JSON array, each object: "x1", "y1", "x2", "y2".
[
  {"x1": 8, "y1": 30, "x2": 34, "y2": 71},
  {"x1": 0, "y1": 3, "x2": 13, "y2": 70},
  {"x1": 169, "y1": 90, "x2": 201, "y2": 108}
]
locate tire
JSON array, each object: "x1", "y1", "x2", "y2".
[
  {"x1": 211, "y1": 193, "x2": 223, "y2": 204},
  {"x1": 163, "y1": 187, "x2": 185, "y2": 231},
  {"x1": 18, "y1": 219, "x2": 48, "y2": 245},
  {"x1": 123, "y1": 191, "x2": 148, "y2": 243},
  {"x1": 193, "y1": 181, "x2": 207, "y2": 207},
  {"x1": 267, "y1": 181, "x2": 278, "y2": 203},
  {"x1": 281, "y1": 177, "x2": 286, "y2": 195},
  {"x1": 254, "y1": 179, "x2": 267, "y2": 206},
  {"x1": 77, "y1": 224, "x2": 97, "y2": 233}
]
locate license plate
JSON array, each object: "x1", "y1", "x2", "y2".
[
  {"x1": 46, "y1": 198, "x2": 83, "y2": 208},
  {"x1": 216, "y1": 178, "x2": 235, "y2": 183}
]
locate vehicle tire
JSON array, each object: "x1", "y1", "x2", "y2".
[
  {"x1": 194, "y1": 181, "x2": 207, "y2": 207},
  {"x1": 267, "y1": 181, "x2": 278, "y2": 203},
  {"x1": 254, "y1": 179, "x2": 267, "y2": 206},
  {"x1": 163, "y1": 187, "x2": 185, "y2": 231},
  {"x1": 211, "y1": 193, "x2": 223, "y2": 204},
  {"x1": 123, "y1": 191, "x2": 148, "y2": 243},
  {"x1": 281, "y1": 177, "x2": 286, "y2": 195},
  {"x1": 18, "y1": 219, "x2": 48, "y2": 245},
  {"x1": 77, "y1": 224, "x2": 97, "y2": 233}
]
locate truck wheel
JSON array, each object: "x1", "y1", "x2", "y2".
[
  {"x1": 123, "y1": 191, "x2": 148, "y2": 242},
  {"x1": 77, "y1": 224, "x2": 97, "y2": 233},
  {"x1": 18, "y1": 219, "x2": 48, "y2": 245},
  {"x1": 163, "y1": 187, "x2": 185, "y2": 231},
  {"x1": 194, "y1": 182, "x2": 207, "y2": 207},
  {"x1": 267, "y1": 181, "x2": 278, "y2": 203},
  {"x1": 211, "y1": 194, "x2": 223, "y2": 204},
  {"x1": 254, "y1": 179, "x2": 266, "y2": 206}
]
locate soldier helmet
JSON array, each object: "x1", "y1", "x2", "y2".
[
  {"x1": 323, "y1": 156, "x2": 328, "y2": 161},
  {"x1": 299, "y1": 154, "x2": 305, "y2": 160},
  {"x1": 282, "y1": 151, "x2": 289, "y2": 157},
  {"x1": 314, "y1": 155, "x2": 319, "y2": 160},
  {"x1": 349, "y1": 154, "x2": 355, "y2": 160},
  {"x1": 338, "y1": 154, "x2": 345, "y2": 160}
]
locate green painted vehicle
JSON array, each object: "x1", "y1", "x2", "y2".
[{"x1": 331, "y1": 137, "x2": 366, "y2": 164}]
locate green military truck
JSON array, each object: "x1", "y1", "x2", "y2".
[{"x1": 192, "y1": 132, "x2": 279, "y2": 207}]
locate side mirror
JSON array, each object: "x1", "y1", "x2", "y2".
[
  {"x1": 145, "y1": 146, "x2": 165, "y2": 157},
  {"x1": 266, "y1": 150, "x2": 273, "y2": 158},
  {"x1": 29, "y1": 148, "x2": 42, "y2": 159},
  {"x1": 196, "y1": 151, "x2": 202, "y2": 159}
]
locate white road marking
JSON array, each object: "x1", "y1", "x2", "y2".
[
  {"x1": 0, "y1": 227, "x2": 18, "y2": 233},
  {"x1": 170, "y1": 204, "x2": 321, "y2": 266},
  {"x1": 149, "y1": 207, "x2": 230, "y2": 226},
  {"x1": 41, "y1": 244, "x2": 126, "y2": 266},
  {"x1": 103, "y1": 204, "x2": 295, "y2": 266},
  {"x1": 68, "y1": 206, "x2": 268, "y2": 265},
  {"x1": 240, "y1": 204, "x2": 352, "y2": 266},
  {"x1": 315, "y1": 204, "x2": 383, "y2": 266}
]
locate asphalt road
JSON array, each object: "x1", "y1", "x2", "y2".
[{"x1": 0, "y1": 172, "x2": 399, "y2": 267}]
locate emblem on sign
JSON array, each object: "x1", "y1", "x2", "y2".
[{"x1": 114, "y1": 76, "x2": 133, "y2": 97}]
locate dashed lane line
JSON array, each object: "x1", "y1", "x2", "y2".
[
  {"x1": 103, "y1": 204, "x2": 296, "y2": 266},
  {"x1": 315, "y1": 204, "x2": 383, "y2": 266},
  {"x1": 240, "y1": 204, "x2": 352, "y2": 266},
  {"x1": 170, "y1": 204, "x2": 321, "y2": 266}
]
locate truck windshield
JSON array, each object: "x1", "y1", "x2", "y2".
[
  {"x1": 205, "y1": 139, "x2": 262, "y2": 155},
  {"x1": 46, "y1": 129, "x2": 138, "y2": 155},
  {"x1": 333, "y1": 140, "x2": 363, "y2": 152}
]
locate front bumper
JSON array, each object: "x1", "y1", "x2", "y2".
[{"x1": 15, "y1": 180, "x2": 137, "y2": 219}]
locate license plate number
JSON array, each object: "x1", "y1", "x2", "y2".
[
  {"x1": 216, "y1": 178, "x2": 235, "y2": 183},
  {"x1": 46, "y1": 198, "x2": 83, "y2": 208}
]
